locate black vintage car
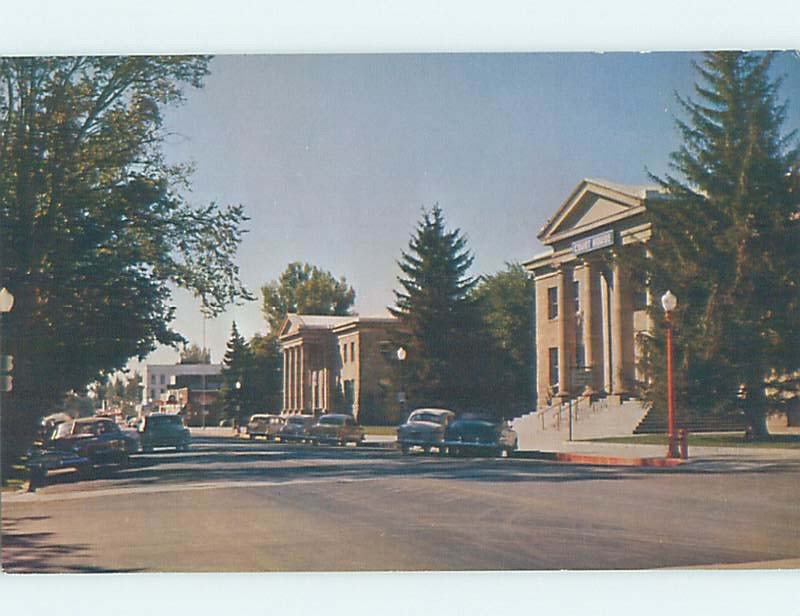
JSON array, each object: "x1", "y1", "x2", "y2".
[
  {"x1": 442, "y1": 416, "x2": 518, "y2": 457},
  {"x1": 139, "y1": 413, "x2": 191, "y2": 452},
  {"x1": 28, "y1": 417, "x2": 130, "y2": 482}
]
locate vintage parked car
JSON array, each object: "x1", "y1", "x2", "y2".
[
  {"x1": 442, "y1": 416, "x2": 518, "y2": 457},
  {"x1": 308, "y1": 414, "x2": 365, "y2": 446},
  {"x1": 27, "y1": 417, "x2": 130, "y2": 482},
  {"x1": 247, "y1": 414, "x2": 285, "y2": 440},
  {"x1": 139, "y1": 413, "x2": 191, "y2": 452},
  {"x1": 397, "y1": 408, "x2": 456, "y2": 454},
  {"x1": 119, "y1": 426, "x2": 142, "y2": 454},
  {"x1": 277, "y1": 415, "x2": 316, "y2": 443}
]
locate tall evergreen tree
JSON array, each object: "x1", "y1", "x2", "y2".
[
  {"x1": 627, "y1": 52, "x2": 800, "y2": 435},
  {"x1": 221, "y1": 321, "x2": 252, "y2": 423},
  {"x1": 390, "y1": 205, "x2": 488, "y2": 413}
]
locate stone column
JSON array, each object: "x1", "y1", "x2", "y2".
[
  {"x1": 581, "y1": 261, "x2": 596, "y2": 392},
  {"x1": 289, "y1": 348, "x2": 295, "y2": 411},
  {"x1": 282, "y1": 349, "x2": 289, "y2": 411},
  {"x1": 557, "y1": 267, "x2": 570, "y2": 396},
  {"x1": 611, "y1": 260, "x2": 626, "y2": 398},
  {"x1": 299, "y1": 345, "x2": 305, "y2": 411},
  {"x1": 600, "y1": 270, "x2": 611, "y2": 393}
]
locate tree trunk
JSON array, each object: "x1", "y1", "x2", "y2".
[{"x1": 744, "y1": 380, "x2": 770, "y2": 437}]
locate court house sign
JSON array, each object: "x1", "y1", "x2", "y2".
[{"x1": 571, "y1": 230, "x2": 614, "y2": 256}]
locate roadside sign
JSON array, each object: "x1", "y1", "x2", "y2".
[
  {"x1": 1, "y1": 375, "x2": 12, "y2": 392},
  {"x1": 0, "y1": 354, "x2": 13, "y2": 373},
  {"x1": 397, "y1": 391, "x2": 406, "y2": 403}
]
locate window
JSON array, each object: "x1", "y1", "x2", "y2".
[
  {"x1": 150, "y1": 388, "x2": 156, "y2": 400},
  {"x1": 548, "y1": 347, "x2": 559, "y2": 388},
  {"x1": 160, "y1": 374, "x2": 165, "y2": 385},
  {"x1": 573, "y1": 280, "x2": 580, "y2": 314},
  {"x1": 350, "y1": 342, "x2": 355, "y2": 362},
  {"x1": 150, "y1": 374, "x2": 156, "y2": 384},
  {"x1": 547, "y1": 287, "x2": 558, "y2": 320}
]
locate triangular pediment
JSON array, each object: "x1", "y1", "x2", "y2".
[
  {"x1": 538, "y1": 179, "x2": 656, "y2": 245},
  {"x1": 278, "y1": 314, "x2": 302, "y2": 338}
]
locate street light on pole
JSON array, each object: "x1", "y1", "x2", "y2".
[
  {"x1": 396, "y1": 347, "x2": 407, "y2": 419},
  {"x1": 661, "y1": 290, "x2": 678, "y2": 458}
]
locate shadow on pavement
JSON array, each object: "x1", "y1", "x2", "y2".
[{"x1": 2, "y1": 516, "x2": 141, "y2": 573}]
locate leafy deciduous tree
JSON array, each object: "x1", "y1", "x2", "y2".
[
  {"x1": 261, "y1": 262, "x2": 355, "y2": 334},
  {"x1": 0, "y1": 56, "x2": 251, "y2": 473}
]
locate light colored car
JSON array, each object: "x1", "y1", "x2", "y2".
[
  {"x1": 247, "y1": 414, "x2": 285, "y2": 440},
  {"x1": 308, "y1": 414, "x2": 365, "y2": 446},
  {"x1": 397, "y1": 408, "x2": 456, "y2": 454},
  {"x1": 278, "y1": 415, "x2": 316, "y2": 443}
]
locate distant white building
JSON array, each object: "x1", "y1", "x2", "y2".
[{"x1": 141, "y1": 363, "x2": 222, "y2": 406}]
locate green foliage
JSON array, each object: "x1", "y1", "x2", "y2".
[
  {"x1": 261, "y1": 262, "x2": 356, "y2": 333},
  {"x1": 180, "y1": 342, "x2": 211, "y2": 364},
  {"x1": 390, "y1": 205, "x2": 490, "y2": 413},
  {"x1": 0, "y1": 56, "x2": 251, "y2": 472},
  {"x1": 220, "y1": 321, "x2": 251, "y2": 421},
  {"x1": 247, "y1": 333, "x2": 282, "y2": 412},
  {"x1": 624, "y1": 52, "x2": 800, "y2": 434},
  {"x1": 473, "y1": 263, "x2": 536, "y2": 415}
]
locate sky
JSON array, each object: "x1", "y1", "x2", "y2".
[{"x1": 141, "y1": 51, "x2": 800, "y2": 366}]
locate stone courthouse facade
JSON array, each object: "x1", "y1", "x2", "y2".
[
  {"x1": 278, "y1": 314, "x2": 399, "y2": 422},
  {"x1": 525, "y1": 179, "x2": 662, "y2": 408}
]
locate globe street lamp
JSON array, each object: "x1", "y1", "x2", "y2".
[
  {"x1": 396, "y1": 347, "x2": 407, "y2": 418},
  {"x1": 661, "y1": 290, "x2": 678, "y2": 458}
]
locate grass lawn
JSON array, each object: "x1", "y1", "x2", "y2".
[
  {"x1": 362, "y1": 425, "x2": 397, "y2": 437},
  {"x1": 591, "y1": 433, "x2": 800, "y2": 449}
]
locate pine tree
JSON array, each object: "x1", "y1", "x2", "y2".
[
  {"x1": 221, "y1": 321, "x2": 252, "y2": 423},
  {"x1": 629, "y1": 52, "x2": 800, "y2": 435},
  {"x1": 390, "y1": 205, "x2": 488, "y2": 413}
]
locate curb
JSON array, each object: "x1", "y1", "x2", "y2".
[{"x1": 514, "y1": 450, "x2": 686, "y2": 467}]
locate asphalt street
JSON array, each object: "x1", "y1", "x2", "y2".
[{"x1": 3, "y1": 436, "x2": 800, "y2": 572}]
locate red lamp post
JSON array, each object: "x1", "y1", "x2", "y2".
[{"x1": 661, "y1": 290, "x2": 678, "y2": 458}]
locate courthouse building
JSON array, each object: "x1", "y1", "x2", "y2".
[
  {"x1": 524, "y1": 178, "x2": 663, "y2": 408},
  {"x1": 278, "y1": 314, "x2": 400, "y2": 422}
]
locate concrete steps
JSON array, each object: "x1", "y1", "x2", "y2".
[{"x1": 511, "y1": 398, "x2": 649, "y2": 451}]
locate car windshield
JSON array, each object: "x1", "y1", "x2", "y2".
[
  {"x1": 410, "y1": 412, "x2": 447, "y2": 424},
  {"x1": 319, "y1": 416, "x2": 345, "y2": 425},
  {"x1": 249, "y1": 415, "x2": 268, "y2": 422},
  {"x1": 73, "y1": 422, "x2": 103, "y2": 435},
  {"x1": 287, "y1": 417, "x2": 308, "y2": 425},
  {"x1": 148, "y1": 415, "x2": 182, "y2": 426},
  {"x1": 53, "y1": 422, "x2": 74, "y2": 439}
]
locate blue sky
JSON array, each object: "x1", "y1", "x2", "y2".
[{"x1": 144, "y1": 52, "x2": 800, "y2": 365}]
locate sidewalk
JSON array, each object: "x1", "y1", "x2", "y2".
[{"x1": 522, "y1": 438, "x2": 800, "y2": 468}]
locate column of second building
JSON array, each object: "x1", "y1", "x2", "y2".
[{"x1": 557, "y1": 266, "x2": 571, "y2": 399}]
